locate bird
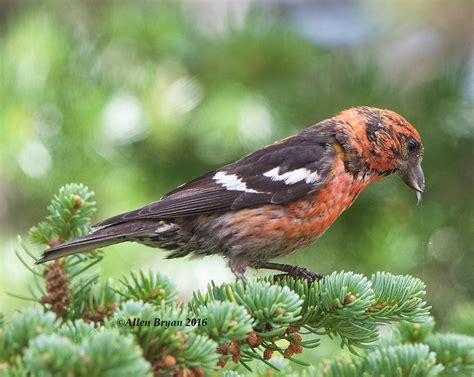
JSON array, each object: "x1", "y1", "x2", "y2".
[{"x1": 36, "y1": 106, "x2": 425, "y2": 282}]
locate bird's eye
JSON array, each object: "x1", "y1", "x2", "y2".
[{"x1": 407, "y1": 139, "x2": 418, "y2": 152}]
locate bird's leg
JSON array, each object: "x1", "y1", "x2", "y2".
[
  {"x1": 229, "y1": 256, "x2": 248, "y2": 285},
  {"x1": 254, "y1": 261, "x2": 324, "y2": 283}
]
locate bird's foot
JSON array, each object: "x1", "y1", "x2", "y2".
[
  {"x1": 254, "y1": 261, "x2": 324, "y2": 284},
  {"x1": 272, "y1": 267, "x2": 323, "y2": 284},
  {"x1": 235, "y1": 272, "x2": 248, "y2": 286},
  {"x1": 282, "y1": 265, "x2": 324, "y2": 283}
]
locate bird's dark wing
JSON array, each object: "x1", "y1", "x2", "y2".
[{"x1": 96, "y1": 122, "x2": 339, "y2": 227}]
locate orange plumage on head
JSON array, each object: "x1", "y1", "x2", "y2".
[{"x1": 336, "y1": 107, "x2": 423, "y2": 174}]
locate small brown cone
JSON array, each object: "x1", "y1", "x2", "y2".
[
  {"x1": 40, "y1": 260, "x2": 70, "y2": 316},
  {"x1": 247, "y1": 331, "x2": 264, "y2": 347},
  {"x1": 191, "y1": 368, "x2": 204, "y2": 377},
  {"x1": 263, "y1": 349, "x2": 273, "y2": 360},
  {"x1": 284, "y1": 348, "x2": 295, "y2": 357},
  {"x1": 217, "y1": 358, "x2": 228, "y2": 368},
  {"x1": 73, "y1": 195, "x2": 85, "y2": 208},
  {"x1": 229, "y1": 341, "x2": 241, "y2": 363},
  {"x1": 152, "y1": 354, "x2": 177, "y2": 375},
  {"x1": 82, "y1": 303, "x2": 117, "y2": 324}
]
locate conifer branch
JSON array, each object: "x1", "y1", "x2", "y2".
[{"x1": 1, "y1": 184, "x2": 472, "y2": 376}]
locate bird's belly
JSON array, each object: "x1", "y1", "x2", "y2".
[{"x1": 221, "y1": 172, "x2": 368, "y2": 260}]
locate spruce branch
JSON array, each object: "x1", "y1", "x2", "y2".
[
  {"x1": 189, "y1": 271, "x2": 431, "y2": 362},
  {"x1": 23, "y1": 334, "x2": 85, "y2": 376},
  {"x1": 109, "y1": 300, "x2": 219, "y2": 376},
  {"x1": 362, "y1": 344, "x2": 443, "y2": 376},
  {"x1": 115, "y1": 270, "x2": 177, "y2": 305},
  {"x1": 425, "y1": 334, "x2": 474, "y2": 376},
  {"x1": 14, "y1": 184, "x2": 105, "y2": 321},
  {"x1": 29, "y1": 183, "x2": 96, "y2": 246},
  {"x1": 308, "y1": 271, "x2": 377, "y2": 351},
  {"x1": 2, "y1": 308, "x2": 59, "y2": 359},
  {"x1": 6, "y1": 184, "x2": 473, "y2": 376},
  {"x1": 81, "y1": 329, "x2": 152, "y2": 377},
  {"x1": 2, "y1": 310, "x2": 151, "y2": 377},
  {"x1": 392, "y1": 317, "x2": 474, "y2": 376},
  {"x1": 56, "y1": 319, "x2": 96, "y2": 344},
  {"x1": 194, "y1": 301, "x2": 254, "y2": 343},
  {"x1": 314, "y1": 344, "x2": 443, "y2": 376},
  {"x1": 79, "y1": 280, "x2": 120, "y2": 324},
  {"x1": 369, "y1": 272, "x2": 430, "y2": 322},
  {"x1": 0, "y1": 357, "x2": 28, "y2": 377},
  {"x1": 395, "y1": 316, "x2": 436, "y2": 344},
  {"x1": 235, "y1": 281, "x2": 303, "y2": 331},
  {"x1": 178, "y1": 333, "x2": 219, "y2": 374}
]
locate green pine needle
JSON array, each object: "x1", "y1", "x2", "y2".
[{"x1": 7, "y1": 184, "x2": 474, "y2": 375}]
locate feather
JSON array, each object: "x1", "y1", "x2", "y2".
[
  {"x1": 35, "y1": 235, "x2": 124, "y2": 264},
  {"x1": 93, "y1": 121, "x2": 341, "y2": 227},
  {"x1": 36, "y1": 221, "x2": 159, "y2": 264}
]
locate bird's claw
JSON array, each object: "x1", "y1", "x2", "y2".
[
  {"x1": 235, "y1": 272, "x2": 248, "y2": 287},
  {"x1": 273, "y1": 266, "x2": 324, "y2": 284}
]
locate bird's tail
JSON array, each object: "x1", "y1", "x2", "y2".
[
  {"x1": 35, "y1": 232, "x2": 126, "y2": 265},
  {"x1": 35, "y1": 220, "x2": 160, "y2": 265}
]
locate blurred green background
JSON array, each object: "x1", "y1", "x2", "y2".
[{"x1": 0, "y1": 0, "x2": 473, "y2": 351}]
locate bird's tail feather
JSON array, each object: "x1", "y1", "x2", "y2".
[
  {"x1": 34, "y1": 221, "x2": 149, "y2": 265},
  {"x1": 35, "y1": 220, "x2": 171, "y2": 265},
  {"x1": 35, "y1": 233, "x2": 126, "y2": 265}
]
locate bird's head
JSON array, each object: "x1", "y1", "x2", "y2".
[{"x1": 337, "y1": 107, "x2": 425, "y2": 203}]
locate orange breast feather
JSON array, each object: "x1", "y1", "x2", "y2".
[{"x1": 284, "y1": 158, "x2": 370, "y2": 247}]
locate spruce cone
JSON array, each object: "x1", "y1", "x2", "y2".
[
  {"x1": 151, "y1": 354, "x2": 177, "y2": 374},
  {"x1": 40, "y1": 260, "x2": 70, "y2": 316},
  {"x1": 81, "y1": 303, "x2": 117, "y2": 324},
  {"x1": 263, "y1": 348, "x2": 273, "y2": 360}
]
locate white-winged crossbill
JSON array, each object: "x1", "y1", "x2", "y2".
[{"x1": 36, "y1": 107, "x2": 425, "y2": 282}]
